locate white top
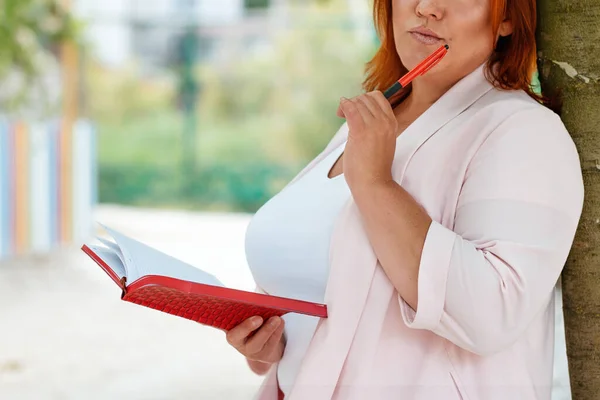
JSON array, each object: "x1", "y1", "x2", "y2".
[{"x1": 244, "y1": 140, "x2": 351, "y2": 397}]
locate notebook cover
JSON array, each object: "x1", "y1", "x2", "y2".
[
  {"x1": 83, "y1": 244, "x2": 126, "y2": 290},
  {"x1": 82, "y1": 245, "x2": 328, "y2": 330}
]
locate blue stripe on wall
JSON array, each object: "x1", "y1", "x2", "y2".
[
  {"x1": 48, "y1": 121, "x2": 59, "y2": 247},
  {"x1": 72, "y1": 120, "x2": 87, "y2": 242},
  {"x1": 90, "y1": 122, "x2": 98, "y2": 208},
  {"x1": 28, "y1": 125, "x2": 35, "y2": 252},
  {"x1": 30, "y1": 123, "x2": 52, "y2": 254}
]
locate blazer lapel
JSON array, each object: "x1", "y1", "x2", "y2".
[
  {"x1": 392, "y1": 62, "x2": 493, "y2": 180},
  {"x1": 287, "y1": 200, "x2": 378, "y2": 400},
  {"x1": 253, "y1": 367, "x2": 279, "y2": 400},
  {"x1": 287, "y1": 63, "x2": 495, "y2": 400}
]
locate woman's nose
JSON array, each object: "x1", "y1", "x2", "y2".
[{"x1": 415, "y1": 0, "x2": 444, "y2": 20}]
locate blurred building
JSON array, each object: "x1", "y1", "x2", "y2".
[
  {"x1": 73, "y1": 0, "x2": 372, "y2": 72},
  {"x1": 74, "y1": 0, "x2": 286, "y2": 72}
]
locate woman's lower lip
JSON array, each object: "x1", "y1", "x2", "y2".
[{"x1": 410, "y1": 32, "x2": 442, "y2": 45}]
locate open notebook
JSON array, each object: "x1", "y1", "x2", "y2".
[{"x1": 82, "y1": 224, "x2": 328, "y2": 330}]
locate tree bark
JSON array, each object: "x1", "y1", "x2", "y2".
[{"x1": 537, "y1": 1, "x2": 600, "y2": 398}]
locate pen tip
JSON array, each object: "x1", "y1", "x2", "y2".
[{"x1": 444, "y1": 44, "x2": 449, "y2": 50}]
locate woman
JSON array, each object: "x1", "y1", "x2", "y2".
[{"x1": 227, "y1": 0, "x2": 584, "y2": 398}]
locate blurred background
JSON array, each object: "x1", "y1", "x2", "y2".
[
  {"x1": 0, "y1": 0, "x2": 377, "y2": 399},
  {"x1": 84, "y1": 0, "x2": 376, "y2": 213},
  {"x1": 0, "y1": 0, "x2": 572, "y2": 399}
]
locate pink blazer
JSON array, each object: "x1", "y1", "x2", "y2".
[{"x1": 254, "y1": 63, "x2": 584, "y2": 400}]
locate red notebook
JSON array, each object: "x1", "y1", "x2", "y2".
[{"x1": 81, "y1": 224, "x2": 328, "y2": 331}]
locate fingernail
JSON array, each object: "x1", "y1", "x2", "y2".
[
  {"x1": 340, "y1": 97, "x2": 348, "y2": 102},
  {"x1": 252, "y1": 317, "x2": 263, "y2": 327},
  {"x1": 269, "y1": 317, "x2": 281, "y2": 327}
]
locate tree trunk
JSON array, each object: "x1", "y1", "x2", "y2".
[{"x1": 537, "y1": 1, "x2": 600, "y2": 398}]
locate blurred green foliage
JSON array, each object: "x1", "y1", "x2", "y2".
[
  {"x1": 0, "y1": 0, "x2": 81, "y2": 110},
  {"x1": 91, "y1": 5, "x2": 375, "y2": 212},
  {"x1": 244, "y1": 0, "x2": 271, "y2": 9}
]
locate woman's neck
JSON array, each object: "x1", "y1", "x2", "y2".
[
  {"x1": 393, "y1": 78, "x2": 455, "y2": 119},
  {"x1": 391, "y1": 79, "x2": 456, "y2": 137}
]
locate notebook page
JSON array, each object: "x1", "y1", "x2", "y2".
[
  {"x1": 97, "y1": 236, "x2": 120, "y2": 253},
  {"x1": 97, "y1": 237, "x2": 131, "y2": 277},
  {"x1": 101, "y1": 224, "x2": 224, "y2": 287},
  {"x1": 97, "y1": 225, "x2": 142, "y2": 279},
  {"x1": 87, "y1": 244, "x2": 127, "y2": 280}
]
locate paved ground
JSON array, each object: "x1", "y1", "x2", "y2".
[
  {"x1": 0, "y1": 204, "x2": 572, "y2": 399},
  {"x1": 0, "y1": 205, "x2": 263, "y2": 400}
]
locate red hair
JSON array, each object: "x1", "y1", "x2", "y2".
[{"x1": 364, "y1": 0, "x2": 552, "y2": 109}]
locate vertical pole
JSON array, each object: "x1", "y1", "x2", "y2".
[
  {"x1": 176, "y1": 1, "x2": 200, "y2": 198},
  {"x1": 60, "y1": 0, "x2": 78, "y2": 244},
  {"x1": 14, "y1": 123, "x2": 29, "y2": 255}
]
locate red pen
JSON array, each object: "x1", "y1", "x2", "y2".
[{"x1": 383, "y1": 44, "x2": 449, "y2": 100}]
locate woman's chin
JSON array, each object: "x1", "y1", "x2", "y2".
[
  {"x1": 397, "y1": 46, "x2": 433, "y2": 70},
  {"x1": 398, "y1": 54, "x2": 426, "y2": 72}
]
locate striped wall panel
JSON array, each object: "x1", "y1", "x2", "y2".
[
  {"x1": 72, "y1": 120, "x2": 95, "y2": 246},
  {"x1": 48, "y1": 121, "x2": 60, "y2": 249},
  {"x1": 0, "y1": 119, "x2": 96, "y2": 260},
  {"x1": 30, "y1": 122, "x2": 52, "y2": 254},
  {"x1": 14, "y1": 122, "x2": 29, "y2": 254}
]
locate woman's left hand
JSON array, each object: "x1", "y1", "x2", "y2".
[{"x1": 337, "y1": 91, "x2": 398, "y2": 192}]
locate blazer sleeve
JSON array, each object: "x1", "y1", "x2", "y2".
[{"x1": 398, "y1": 107, "x2": 585, "y2": 356}]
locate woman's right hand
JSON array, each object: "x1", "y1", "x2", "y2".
[{"x1": 226, "y1": 315, "x2": 286, "y2": 374}]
